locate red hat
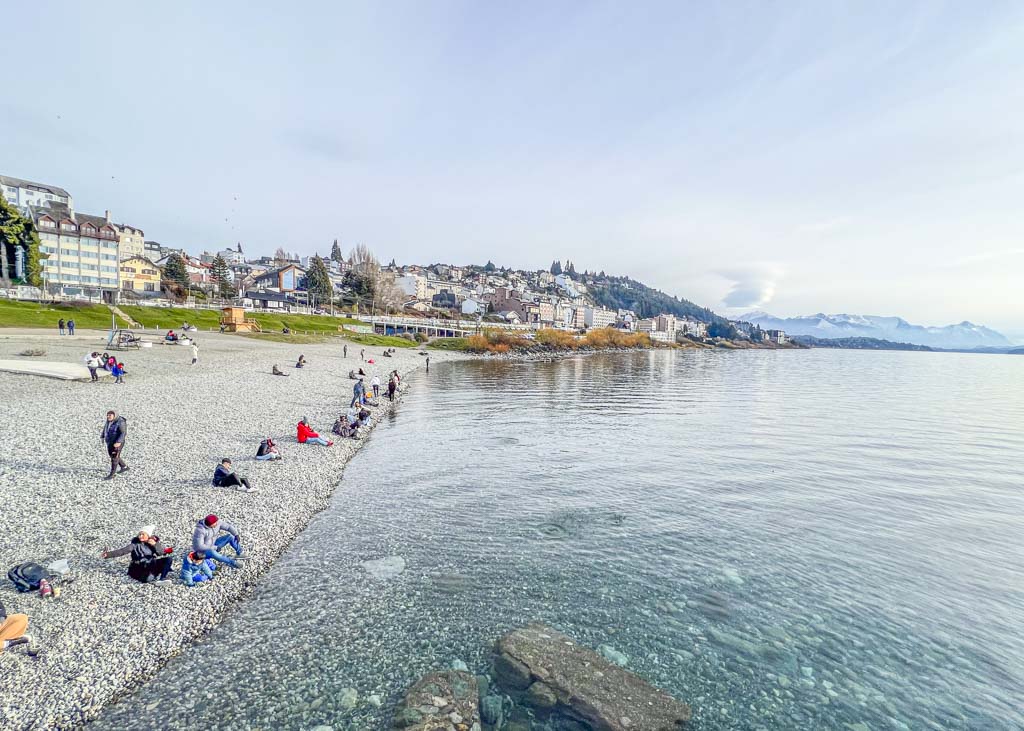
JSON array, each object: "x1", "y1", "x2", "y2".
[{"x1": 204, "y1": 514, "x2": 218, "y2": 527}]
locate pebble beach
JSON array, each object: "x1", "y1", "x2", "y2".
[{"x1": 0, "y1": 330, "x2": 463, "y2": 731}]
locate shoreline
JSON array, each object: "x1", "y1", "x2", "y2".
[{"x1": 0, "y1": 331, "x2": 468, "y2": 730}]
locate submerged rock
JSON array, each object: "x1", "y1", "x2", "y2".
[
  {"x1": 494, "y1": 622, "x2": 691, "y2": 730},
  {"x1": 392, "y1": 670, "x2": 480, "y2": 730},
  {"x1": 361, "y1": 556, "x2": 407, "y2": 580},
  {"x1": 597, "y1": 644, "x2": 629, "y2": 667}
]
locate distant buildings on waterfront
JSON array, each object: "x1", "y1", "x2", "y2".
[{"x1": 0, "y1": 171, "x2": 750, "y2": 342}]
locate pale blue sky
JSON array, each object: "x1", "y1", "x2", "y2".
[{"x1": 2, "y1": 1, "x2": 1022, "y2": 336}]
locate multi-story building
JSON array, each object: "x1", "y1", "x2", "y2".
[
  {"x1": 396, "y1": 274, "x2": 427, "y2": 300},
  {"x1": 679, "y1": 319, "x2": 708, "y2": 338},
  {"x1": 1, "y1": 175, "x2": 73, "y2": 214},
  {"x1": 119, "y1": 255, "x2": 161, "y2": 297},
  {"x1": 766, "y1": 329, "x2": 787, "y2": 344},
  {"x1": 115, "y1": 222, "x2": 145, "y2": 261},
  {"x1": 638, "y1": 315, "x2": 677, "y2": 343},
  {"x1": 32, "y1": 204, "x2": 120, "y2": 301},
  {"x1": 583, "y1": 306, "x2": 617, "y2": 330},
  {"x1": 144, "y1": 240, "x2": 163, "y2": 260}
]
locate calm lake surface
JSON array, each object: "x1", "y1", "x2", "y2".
[{"x1": 95, "y1": 350, "x2": 1024, "y2": 730}]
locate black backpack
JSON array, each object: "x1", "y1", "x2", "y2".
[{"x1": 8, "y1": 563, "x2": 49, "y2": 593}]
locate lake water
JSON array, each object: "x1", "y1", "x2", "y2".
[{"x1": 94, "y1": 350, "x2": 1024, "y2": 730}]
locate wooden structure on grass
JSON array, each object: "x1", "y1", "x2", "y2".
[{"x1": 220, "y1": 306, "x2": 262, "y2": 333}]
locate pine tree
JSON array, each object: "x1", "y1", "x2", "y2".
[
  {"x1": 550, "y1": 260, "x2": 562, "y2": 275},
  {"x1": 331, "y1": 239, "x2": 343, "y2": 263},
  {"x1": 236, "y1": 242, "x2": 242, "y2": 253},
  {"x1": 484, "y1": 260, "x2": 496, "y2": 272},
  {"x1": 211, "y1": 254, "x2": 234, "y2": 298},
  {"x1": 566, "y1": 260, "x2": 576, "y2": 276},
  {"x1": 306, "y1": 255, "x2": 332, "y2": 303},
  {"x1": 163, "y1": 252, "x2": 189, "y2": 288}
]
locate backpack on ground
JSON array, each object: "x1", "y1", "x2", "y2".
[{"x1": 8, "y1": 563, "x2": 49, "y2": 593}]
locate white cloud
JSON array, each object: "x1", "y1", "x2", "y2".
[{"x1": 715, "y1": 265, "x2": 781, "y2": 309}]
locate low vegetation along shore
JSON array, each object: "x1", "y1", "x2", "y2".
[{"x1": 0, "y1": 330, "x2": 464, "y2": 730}]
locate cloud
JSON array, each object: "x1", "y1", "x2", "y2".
[{"x1": 715, "y1": 265, "x2": 781, "y2": 309}]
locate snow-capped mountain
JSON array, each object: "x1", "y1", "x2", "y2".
[{"x1": 738, "y1": 312, "x2": 1013, "y2": 350}]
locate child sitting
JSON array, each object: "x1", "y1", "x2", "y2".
[{"x1": 180, "y1": 552, "x2": 216, "y2": 587}]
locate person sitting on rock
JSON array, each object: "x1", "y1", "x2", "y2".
[
  {"x1": 179, "y1": 551, "x2": 216, "y2": 587},
  {"x1": 297, "y1": 417, "x2": 333, "y2": 446},
  {"x1": 212, "y1": 458, "x2": 254, "y2": 492},
  {"x1": 192, "y1": 514, "x2": 247, "y2": 569},
  {"x1": 295, "y1": 354, "x2": 307, "y2": 369},
  {"x1": 0, "y1": 600, "x2": 37, "y2": 656},
  {"x1": 101, "y1": 525, "x2": 174, "y2": 585},
  {"x1": 272, "y1": 364, "x2": 289, "y2": 376},
  {"x1": 255, "y1": 437, "x2": 282, "y2": 461},
  {"x1": 165, "y1": 330, "x2": 178, "y2": 342}
]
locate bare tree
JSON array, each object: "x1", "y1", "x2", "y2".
[{"x1": 273, "y1": 247, "x2": 289, "y2": 265}]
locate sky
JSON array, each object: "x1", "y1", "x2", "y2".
[{"x1": 2, "y1": 1, "x2": 1023, "y2": 338}]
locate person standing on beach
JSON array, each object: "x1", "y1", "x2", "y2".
[
  {"x1": 86, "y1": 353, "x2": 101, "y2": 382},
  {"x1": 102, "y1": 410, "x2": 128, "y2": 479},
  {"x1": 360, "y1": 348, "x2": 365, "y2": 362},
  {"x1": 371, "y1": 374, "x2": 381, "y2": 398},
  {"x1": 426, "y1": 355, "x2": 430, "y2": 373},
  {"x1": 351, "y1": 377, "x2": 365, "y2": 407},
  {"x1": 58, "y1": 318, "x2": 65, "y2": 335},
  {"x1": 387, "y1": 373, "x2": 397, "y2": 401},
  {"x1": 190, "y1": 341, "x2": 199, "y2": 366},
  {"x1": 343, "y1": 344, "x2": 348, "y2": 358},
  {"x1": 67, "y1": 319, "x2": 75, "y2": 335}
]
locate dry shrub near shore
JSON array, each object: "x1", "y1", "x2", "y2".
[
  {"x1": 467, "y1": 327, "x2": 652, "y2": 353},
  {"x1": 18, "y1": 348, "x2": 47, "y2": 357}
]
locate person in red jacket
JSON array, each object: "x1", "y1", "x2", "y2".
[{"x1": 297, "y1": 417, "x2": 332, "y2": 446}]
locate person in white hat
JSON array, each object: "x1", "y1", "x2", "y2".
[{"x1": 101, "y1": 525, "x2": 174, "y2": 585}]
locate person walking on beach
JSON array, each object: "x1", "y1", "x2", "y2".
[
  {"x1": 426, "y1": 355, "x2": 430, "y2": 373},
  {"x1": 371, "y1": 374, "x2": 381, "y2": 398},
  {"x1": 87, "y1": 353, "x2": 102, "y2": 382},
  {"x1": 351, "y1": 377, "x2": 365, "y2": 408},
  {"x1": 101, "y1": 410, "x2": 128, "y2": 479},
  {"x1": 212, "y1": 458, "x2": 254, "y2": 492},
  {"x1": 67, "y1": 319, "x2": 75, "y2": 336},
  {"x1": 360, "y1": 348, "x2": 365, "y2": 362},
  {"x1": 112, "y1": 361, "x2": 126, "y2": 384},
  {"x1": 387, "y1": 373, "x2": 397, "y2": 401},
  {"x1": 191, "y1": 515, "x2": 247, "y2": 568},
  {"x1": 101, "y1": 525, "x2": 174, "y2": 585},
  {"x1": 191, "y1": 341, "x2": 199, "y2": 366},
  {"x1": 58, "y1": 318, "x2": 65, "y2": 336}
]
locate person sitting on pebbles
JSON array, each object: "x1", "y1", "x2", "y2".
[
  {"x1": 101, "y1": 525, "x2": 174, "y2": 585},
  {"x1": 212, "y1": 458, "x2": 254, "y2": 492},
  {"x1": 295, "y1": 354, "x2": 307, "y2": 368},
  {"x1": 272, "y1": 364, "x2": 289, "y2": 377},
  {"x1": 255, "y1": 437, "x2": 282, "y2": 461},
  {"x1": 297, "y1": 417, "x2": 333, "y2": 446},
  {"x1": 192, "y1": 514, "x2": 247, "y2": 569},
  {"x1": 0, "y1": 600, "x2": 37, "y2": 656},
  {"x1": 332, "y1": 414, "x2": 355, "y2": 439},
  {"x1": 179, "y1": 551, "x2": 216, "y2": 587}
]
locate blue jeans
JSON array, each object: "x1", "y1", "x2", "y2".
[
  {"x1": 205, "y1": 534, "x2": 242, "y2": 567},
  {"x1": 306, "y1": 436, "x2": 330, "y2": 446}
]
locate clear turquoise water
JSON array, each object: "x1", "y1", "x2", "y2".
[{"x1": 95, "y1": 350, "x2": 1024, "y2": 730}]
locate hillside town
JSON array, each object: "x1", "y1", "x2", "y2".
[{"x1": 1, "y1": 173, "x2": 788, "y2": 346}]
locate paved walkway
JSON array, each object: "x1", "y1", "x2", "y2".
[{"x1": 0, "y1": 359, "x2": 108, "y2": 381}]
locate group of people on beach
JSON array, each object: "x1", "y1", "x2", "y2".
[
  {"x1": 86, "y1": 352, "x2": 128, "y2": 383},
  {"x1": 0, "y1": 340, "x2": 412, "y2": 658},
  {"x1": 57, "y1": 318, "x2": 76, "y2": 335}
]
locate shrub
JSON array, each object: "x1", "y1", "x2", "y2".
[
  {"x1": 18, "y1": 348, "x2": 46, "y2": 357},
  {"x1": 534, "y1": 329, "x2": 577, "y2": 349},
  {"x1": 414, "y1": 332, "x2": 429, "y2": 343}
]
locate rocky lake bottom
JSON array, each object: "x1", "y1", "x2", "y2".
[{"x1": 93, "y1": 349, "x2": 1024, "y2": 730}]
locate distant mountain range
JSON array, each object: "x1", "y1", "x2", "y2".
[{"x1": 739, "y1": 312, "x2": 1013, "y2": 350}]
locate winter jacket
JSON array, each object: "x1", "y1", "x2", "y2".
[
  {"x1": 256, "y1": 440, "x2": 277, "y2": 458},
  {"x1": 180, "y1": 554, "x2": 216, "y2": 586},
  {"x1": 102, "y1": 416, "x2": 127, "y2": 450},
  {"x1": 353, "y1": 380, "x2": 365, "y2": 398},
  {"x1": 192, "y1": 518, "x2": 238, "y2": 555},
  {"x1": 111, "y1": 364, "x2": 125, "y2": 377},
  {"x1": 87, "y1": 356, "x2": 101, "y2": 369},
  {"x1": 296, "y1": 421, "x2": 319, "y2": 443},
  {"x1": 212, "y1": 464, "x2": 233, "y2": 486},
  {"x1": 108, "y1": 536, "x2": 171, "y2": 582}
]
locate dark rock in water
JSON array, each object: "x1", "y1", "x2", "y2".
[
  {"x1": 494, "y1": 623, "x2": 691, "y2": 730},
  {"x1": 480, "y1": 694, "x2": 504, "y2": 726},
  {"x1": 392, "y1": 670, "x2": 480, "y2": 730}
]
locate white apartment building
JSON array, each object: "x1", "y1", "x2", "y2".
[
  {"x1": 583, "y1": 306, "x2": 617, "y2": 330},
  {"x1": 396, "y1": 274, "x2": 427, "y2": 300},
  {"x1": 32, "y1": 205, "x2": 120, "y2": 301},
  {"x1": 1, "y1": 175, "x2": 73, "y2": 214}
]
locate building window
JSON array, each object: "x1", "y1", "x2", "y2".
[
  {"x1": 144, "y1": 282, "x2": 156, "y2": 292},
  {"x1": 61, "y1": 223, "x2": 76, "y2": 232},
  {"x1": 40, "y1": 220, "x2": 56, "y2": 229}
]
